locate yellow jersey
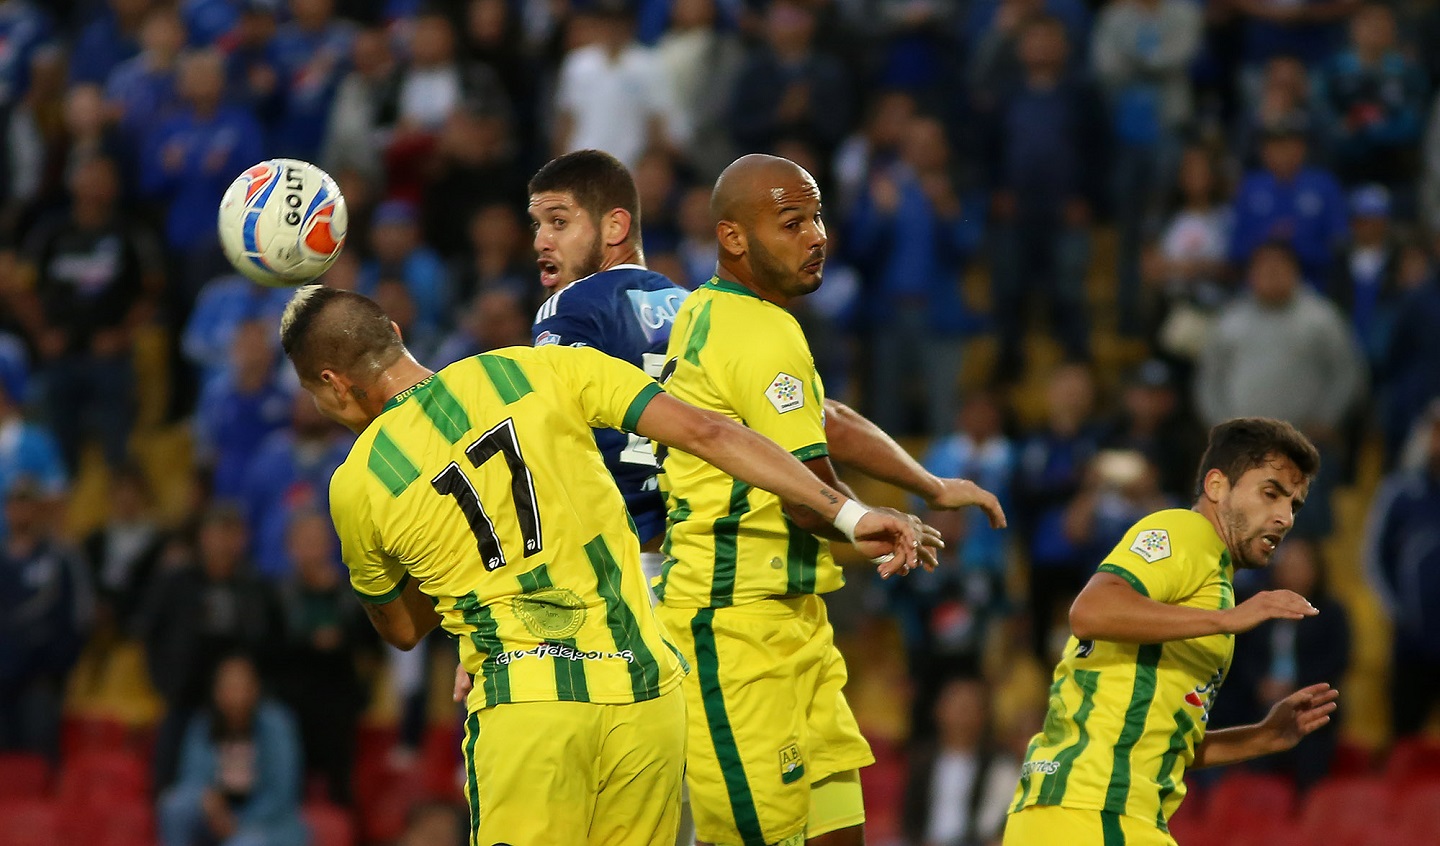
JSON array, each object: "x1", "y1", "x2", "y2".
[
  {"x1": 329, "y1": 346, "x2": 685, "y2": 710},
  {"x1": 655, "y1": 277, "x2": 843, "y2": 609},
  {"x1": 1010, "y1": 509, "x2": 1236, "y2": 835}
]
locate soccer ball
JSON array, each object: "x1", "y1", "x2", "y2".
[{"x1": 217, "y1": 158, "x2": 348, "y2": 287}]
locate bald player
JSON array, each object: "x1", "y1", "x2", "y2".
[{"x1": 653, "y1": 154, "x2": 1007, "y2": 846}]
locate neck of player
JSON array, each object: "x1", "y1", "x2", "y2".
[
  {"x1": 360, "y1": 356, "x2": 436, "y2": 431},
  {"x1": 715, "y1": 260, "x2": 790, "y2": 309}
]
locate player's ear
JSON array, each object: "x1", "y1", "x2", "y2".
[
  {"x1": 1201, "y1": 468, "x2": 1229, "y2": 504},
  {"x1": 715, "y1": 220, "x2": 745, "y2": 258},
  {"x1": 390, "y1": 320, "x2": 405, "y2": 343},
  {"x1": 604, "y1": 208, "x2": 632, "y2": 247}
]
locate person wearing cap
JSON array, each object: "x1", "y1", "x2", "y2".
[
  {"x1": 1229, "y1": 115, "x2": 1348, "y2": 287},
  {"x1": 357, "y1": 199, "x2": 451, "y2": 340},
  {"x1": 1365, "y1": 400, "x2": 1440, "y2": 739},
  {"x1": 1329, "y1": 184, "x2": 1402, "y2": 370},
  {"x1": 1101, "y1": 358, "x2": 1206, "y2": 501}
]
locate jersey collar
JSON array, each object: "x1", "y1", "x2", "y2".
[
  {"x1": 570, "y1": 263, "x2": 649, "y2": 288},
  {"x1": 703, "y1": 276, "x2": 761, "y2": 299},
  {"x1": 382, "y1": 374, "x2": 437, "y2": 413}
]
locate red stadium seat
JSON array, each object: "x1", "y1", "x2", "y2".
[
  {"x1": 1328, "y1": 741, "x2": 1376, "y2": 778},
  {"x1": 57, "y1": 797, "x2": 153, "y2": 846},
  {"x1": 859, "y1": 739, "x2": 907, "y2": 842},
  {"x1": 0, "y1": 798, "x2": 59, "y2": 846},
  {"x1": 1384, "y1": 737, "x2": 1440, "y2": 786},
  {"x1": 57, "y1": 750, "x2": 149, "y2": 806},
  {"x1": 0, "y1": 754, "x2": 51, "y2": 800},
  {"x1": 1296, "y1": 777, "x2": 1393, "y2": 846},
  {"x1": 1204, "y1": 772, "x2": 1296, "y2": 838},
  {"x1": 1394, "y1": 781, "x2": 1440, "y2": 843},
  {"x1": 305, "y1": 802, "x2": 357, "y2": 846}
]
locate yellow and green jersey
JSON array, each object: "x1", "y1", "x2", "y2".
[
  {"x1": 655, "y1": 277, "x2": 843, "y2": 609},
  {"x1": 329, "y1": 345, "x2": 685, "y2": 711},
  {"x1": 1011, "y1": 509, "x2": 1236, "y2": 834}
]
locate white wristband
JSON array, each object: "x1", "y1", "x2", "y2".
[{"x1": 833, "y1": 499, "x2": 869, "y2": 543}]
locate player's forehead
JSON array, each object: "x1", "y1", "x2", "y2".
[
  {"x1": 527, "y1": 190, "x2": 581, "y2": 218},
  {"x1": 1237, "y1": 454, "x2": 1308, "y2": 494},
  {"x1": 759, "y1": 171, "x2": 821, "y2": 215}
]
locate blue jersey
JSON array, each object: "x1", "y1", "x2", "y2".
[{"x1": 532, "y1": 264, "x2": 688, "y2": 544}]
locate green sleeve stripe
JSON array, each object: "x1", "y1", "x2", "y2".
[
  {"x1": 456, "y1": 591, "x2": 511, "y2": 707},
  {"x1": 784, "y1": 517, "x2": 820, "y2": 596},
  {"x1": 352, "y1": 572, "x2": 411, "y2": 605},
  {"x1": 368, "y1": 428, "x2": 421, "y2": 497},
  {"x1": 584, "y1": 534, "x2": 662, "y2": 700},
  {"x1": 1154, "y1": 707, "x2": 1197, "y2": 831},
  {"x1": 790, "y1": 443, "x2": 829, "y2": 462},
  {"x1": 1104, "y1": 643, "x2": 1163, "y2": 816},
  {"x1": 692, "y1": 608, "x2": 767, "y2": 845},
  {"x1": 415, "y1": 375, "x2": 472, "y2": 444},
  {"x1": 622, "y1": 382, "x2": 664, "y2": 433},
  {"x1": 682, "y1": 300, "x2": 713, "y2": 365},
  {"x1": 478, "y1": 354, "x2": 534, "y2": 404},
  {"x1": 708, "y1": 479, "x2": 752, "y2": 608},
  {"x1": 1038, "y1": 668, "x2": 1100, "y2": 805},
  {"x1": 1098, "y1": 563, "x2": 1151, "y2": 598}
]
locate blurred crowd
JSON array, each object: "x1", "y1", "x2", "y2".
[{"x1": 0, "y1": 0, "x2": 1439, "y2": 843}]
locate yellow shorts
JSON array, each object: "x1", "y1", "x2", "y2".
[
  {"x1": 462, "y1": 686, "x2": 687, "y2": 846},
  {"x1": 1004, "y1": 805, "x2": 1178, "y2": 846},
  {"x1": 656, "y1": 595, "x2": 873, "y2": 846}
]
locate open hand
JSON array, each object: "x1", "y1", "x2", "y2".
[
  {"x1": 1260, "y1": 683, "x2": 1339, "y2": 753},
  {"x1": 925, "y1": 478, "x2": 1007, "y2": 529},
  {"x1": 1220, "y1": 589, "x2": 1317, "y2": 634}
]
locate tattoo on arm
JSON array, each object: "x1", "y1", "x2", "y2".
[{"x1": 820, "y1": 488, "x2": 839, "y2": 505}]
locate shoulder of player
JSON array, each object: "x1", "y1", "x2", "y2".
[{"x1": 1119, "y1": 509, "x2": 1222, "y2": 566}]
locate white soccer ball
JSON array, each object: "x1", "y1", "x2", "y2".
[{"x1": 217, "y1": 158, "x2": 348, "y2": 287}]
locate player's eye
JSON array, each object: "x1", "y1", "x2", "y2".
[
  {"x1": 785, "y1": 220, "x2": 800, "y2": 230},
  {"x1": 553, "y1": 218, "x2": 565, "y2": 229}
]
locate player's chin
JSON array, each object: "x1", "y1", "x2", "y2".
[{"x1": 796, "y1": 263, "x2": 824, "y2": 289}]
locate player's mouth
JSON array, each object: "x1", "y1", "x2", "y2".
[
  {"x1": 801, "y1": 255, "x2": 825, "y2": 274},
  {"x1": 1259, "y1": 533, "x2": 1282, "y2": 554},
  {"x1": 538, "y1": 258, "x2": 560, "y2": 289}
]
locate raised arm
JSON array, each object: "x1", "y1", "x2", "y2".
[
  {"x1": 1068, "y1": 571, "x2": 1319, "y2": 643},
  {"x1": 824, "y1": 399, "x2": 1007, "y2": 528},
  {"x1": 635, "y1": 393, "x2": 937, "y2": 575}
]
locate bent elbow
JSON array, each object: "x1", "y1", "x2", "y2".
[
  {"x1": 1069, "y1": 599, "x2": 1099, "y2": 641},
  {"x1": 385, "y1": 629, "x2": 424, "y2": 652}
]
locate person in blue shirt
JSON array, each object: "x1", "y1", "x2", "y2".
[
  {"x1": 183, "y1": 273, "x2": 294, "y2": 394},
  {"x1": 69, "y1": 0, "x2": 146, "y2": 86},
  {"x1": 1316, "y1": 3, "x2": 1429, "y2": 190},
  {"x1": 0, "y1": 336, "x2": 66, "y2": 542},
  {"x1": 194, "y1": 321, "x2": 293, "y2": 501},
  {"x1": 105, "y1": 7, "x2": 186, "y2": 153},
  {"x1": 357, "y1": 200, "x2": 451, "y2": 339},
  {"x1": 267, "y1": 0, "x2": 355, "y2": 159},
  {"x1": 847, "y1": 114, "x2": 982, "y2": 436},
  {"x1": 527, "y1": 149, "x2": 690, "y2": 555},
  {"x1": 0, "y1": 0, "x2": 52, "y2": 107},
  {"x1": 141, "y1": 48, "x2": 265, "y2": 300},
  {"x1": 1229, "y1": 118, "x2": 1349, "y2": 286}
]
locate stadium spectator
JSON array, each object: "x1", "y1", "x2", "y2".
[
  {"x1": 319, "y1": 25, "x2": 395, "y2": 187},
  {"x1": 902, "y1": 676, "x2": 1020, "y2": 846},
  {"x1": 848, "y1": 113, "x2": 980, "y2": 436},
  {"x1": 984, "y1": 15, "x2": 1104, "y2": 379},
  {"x1": 19, "y1": 153, "x2": 160, "y2": 472},
  {"x1": 70, "y1": 0, "x2": 148, "y2": 86},
  {"x1": 1196, "y1": 242, "x2": 1366, "y2": 538},
  {"x1": 222, "y1": 0, "x2": 283, "y2": 120},
  {"x1": 193, "y1": 320, "x2": 292, "y2": 500},
  {"x1": 137, "y1": 503, "x2": 284, "y2": 791},
  {"x1": 448, "y1": 202, "x2": 531, "y2": 306},
  {"x1": 240, "y1": 392, "x2": 352, "y2": 580},
  {"x1": 1101, "y1": 358, "x2": 1206, "y2": 500},
  {"x1": 967, "y1": 0, "x2": 1091, "y2": 107},
  {"x1": 633, "y1": 149, "x2": 680, "y2": 255},
  {"x1": 59, "y1": 82, "x2": 128, "y2": 195},
  {"x1": 419, "y1": 109, "x2": 525, "y2": 258},
  {"x1": 1014, "y1": 363, "x2": 1105, "y2": 657},
  {"x1": 1150, "y1": 145, "x2": 1233, "y2": 368},
  {"x1": 1234, "y1": 0, "x2": 1358, "y2": 68},
  {"x1": 0, "y1": 338, "x2": 66, "y2": 538},
  {"x1": 1215, "y1": 538, "x2": 1350, "y2": 789},
  {"x1": 140, "y1": 47, "x2": 264, "y2": 303},
  {"x1": 0, "y1": 477, "x2": 91, "y2": 762},
  {"x1": 1316, "y1": 3, "x2": 1427, "y2": 191},
  {"x1": 277, "y1": 510, "x2": 370, "y2": 807},
  {"x1": 372, "y1": 277, "x2": 441, "y2": 367},
  {"x1": 674, "y1": 183, "x2": 716, "y2": 288},
  {"x1": 4, "y1": 46, "x2": 69, "y2": 231},
  {"x1": 267, "y1": 0, "x2": 354, "y2": 161},
  {"x1": 434, "y1": 287, "x2": 532, "y2": 364},
  {"x1": 654, "y1": 0, "x2": 743, "y2": 181},
  {"x1": 460, "y1": 0, "x2": 535, "y2": 143},
  {"x1": 182, "y1": 272, "x2": 293, "y2": 393},
  {"x1": 1366, "y1": 400, "x2": 1440, "y2": 738},
  {"x1": 888, "y1": 392, "x2": 1015, "y2": 715},
  {"x1": 1233, "y1": 54, "x2": 1327, "y2": 168},
  {"x1": 728, "y1": 0, "x2": 850, "y2": 160},
  {"x1": 81, "y1": 462, "x2": 165, "y2": 634},
  {"x1": 552, "y1": 0, "x2": 687, "y2": 169},
  {"x1": 1092, "y1": 0, "x2": 1203, "y2": 336},
  {"x1": 1329, "y1": 185, "x2": 1402, "y2": 372},
  {"x1": 357, "y1": 199, "x2": 450, "y2": 339},
  {"x1": 105, "y1": 7, "x2": 184, "y2": 150},
  {"x1": 830, "y1": 89, "x2": 916, "y2": 217},
  {"x1": 159, "y1": 652, "x2": 307, "y2": 846},
  {"x1": 1378, "y1": 246, "x2": 1440, "y2": 465},
  {"x1": 1229, "y1": 118, "x2": 1349, "y2": 286},
  {"x1": 0, "y1": 0, "x2": 54, "y2": 108}
]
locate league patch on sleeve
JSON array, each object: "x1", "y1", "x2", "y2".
[
  {"x1": 765, "y1": 372, "x2": 805, "y2": 413},
  {"x1": 535, "y1": 331, "x2": 562, "y2": 346},
  {"x1": 1130, "y1": 529, "x2": 1172, "y2": 563}
]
